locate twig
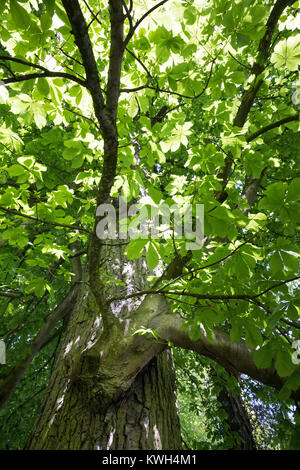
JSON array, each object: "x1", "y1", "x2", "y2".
[
  {"x1": 228, "y1": 50, "x2": 251, "y2": 70},
  {"x1": 124, "y1": 0, "x2": 169, "y2": 46}
]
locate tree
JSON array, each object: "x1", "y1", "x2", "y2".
[{"x1": 0, "y1": 0, "x2": 300, "y2": 450}]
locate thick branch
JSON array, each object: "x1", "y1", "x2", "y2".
[
  {"x1": 61, "y1": 0, "x2": 110, "y2": 132},
  {"x1": 154, "y1": 314, "x2": 300, "y2": 401},
  {"x1": 106, "y1": 0, "x2": 125, "y2": 122},
  {"x1": 216, "y1": 0, "x2": 293, "y2": 203},
  {"x1": 234, "y1": 0, "x2": 295, "y2": 128},
  {"x1": 85, "y1": 290, "x2": 300, "y2": 408},
  {"x1": 243, "y1": 167, "x2": 267, "y2": 209}
]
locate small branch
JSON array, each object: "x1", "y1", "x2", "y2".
[
  {"x1": 253, "y1": 276, "x2": 300, "y2": 298},
  {"x1": 246, "y1": 114, "x2": 299, "y2": 142},
  {"x1": 160, "y1": 233, "x2": 259, "y2": 291},
  {"x1": 0, "y1": 289, "x2": 23, "y2": 299},
  {"x1": 57, "y1": 46, "x2": 84, "y2": 67},
  {"x1": 4, "y1": 386, "x2": 46, "y2": 423},
  {"x1": 0, "y1": 205, "x2": 92, "y2": 234},
  {"x1": 2, "y1": 71, "x2": 86, "y2": 87},
  {"x1": 0, "y1": 61, "x2": 16, "y2": 77},
  {"x1": 121, "y1": 82, "x2": 150, "y2": 93},
  {"x1": 62, "y1": 104, "x2": 101, "y2": 130},
  {"x1": 205, "y1": 138, "x2": 234, "y2": 161},
  {"x1": 0, "y1": 55, "x2": 86, "y2": 87},
  {"x1": 124, "y1": 0, "x2": 169, "y2": 46},
  {"x1": 227, "y1": 50, "x2": 251, "y2": 70},
  {"x1": 122, "y1": 0, "x2": 133, "y2": 32},
  {"x1": 108, "y1": 275, "x2": 300, "y2": 303},
  {"x1": 121, "y1": 59, "x2": 215, "y2": 98},
  {"x1": 281, "y1": 318, "x2": 300, "y2": 330},
  {"x1": 82, "y1": 0, "x2": 102, "y2": 28},
  {"x1": 125, "y1": 47, "x2": 152, "y2": 77}
]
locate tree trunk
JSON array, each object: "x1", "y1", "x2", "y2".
[
  {"x1": 27, "y1": 348, "x2": 181, "y2": 450},
  {"x1": 216, "y1": 369, "x2": 256, "y2": 450},
  {"x1": 217, "y1": 387, "x2": 256, "y2": 450},
  {"x1": 26, "y1": 242, "x2": 182, "y2": 450}
]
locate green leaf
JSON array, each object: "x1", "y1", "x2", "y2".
[
  {"x1": 275, "y1": 348, "x2": 295, "y2": 377},
  {"x1": 203, "y1": 323, "x2": 215, "y2": 344},
  {"x1": 287, "y1": 303, "x2": 299, "y2": 321},
  {"x1": 271, "y1": 36, "x2": 300, "y2": 71},
  {"x1": 183, "y1": 6, "x2": 197, "y2": 25},
  {"x1": 31, "y1": 102, "x2": 47, "y2": 129},
  {"x1": 0, "y1": 0, "x2": 7, "y2": 15},
  {"x1": 244, "y1": 321, "x2": 263, "y2": 349},
  {"x1": 148, "y1": 186, "x2": 163, "y2": 205},
  {"x1": 269, "y1": 251, "x2": 284, "y2": 275},
  {"x1": 25, "y1": 278, "x2": 48, "y2": 298},
  {"x1": 281, "y1": 250, "x2": 299, "y2": 273},
  {"x1": 259, "y1": 182, "x2": 287, "y2": 211},
  {"x1": 37, "y1": 78, "x2": 50, "y2": 97},
  {"x1": 62, "y1": 147, "x2": 80, "y2": 161},
  {"x1": 266, "y1": 303, "x2": 284, "y2": 332},
  {"x1": 230, "y1": 320, "x2": 243, "y2": 343},
  {"x1": 10, "y1": 0, "x2": 31, "y2": 29},
  {"x1": 284, "y1": 370, "x2": 300, "y2": 391},
  {"x1": 0, "y1": 83, "x2": 9, "y2": 104},
  {"x1": 287, "y1": 178, "x2": 300, "y2": 202},
  {"x1": 146, "y1": 242, "x2": 159, "y2": 270},
  {"x1": 7, "y1": 164, "x2": 26, "y2": 177},
  {"x1": 40, "y1": 12, "x2": 52, "y2": 31},
  {"x1": 55, "y1": 1, "x2": 70, "y2": 26},
  {"x1": 71, "y1": 154, "x2": 84, "y2": 169},
  {"x1": 253, "y1": 342, "x2": 274, "y2": 369},
  {"x1": 189, "y1": 325, "x2": 202, "y2": 341},
  {"x1": 125, "y1": 238, "x2": 148, "y2": 260}
]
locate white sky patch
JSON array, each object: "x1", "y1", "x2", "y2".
[
  {"x1": 0, "y1": 83, "x2": 9, "y2": 104},
  {"x1": 43, "y1": 54, "x2": 58, "y2": 71},
  {"x1": 279, "y1": 12, "x2": 300, "y2": 31},
  {"x1": 52, "y1": 12, "x2": 65, "y2": 30}
]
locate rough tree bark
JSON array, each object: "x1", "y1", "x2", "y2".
[
  {"x1": 26, "y1": 243, "x2": 183, "y2": 449},
  {"x1": 27, "y1": 346, "x2": 182, "y2": 450},
  {"x1": 217, "y1": 386, "x2": 256, "y2": 450},
  {"x1": 215, "y1": 369, "x2": 256, "y2": 450}
]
